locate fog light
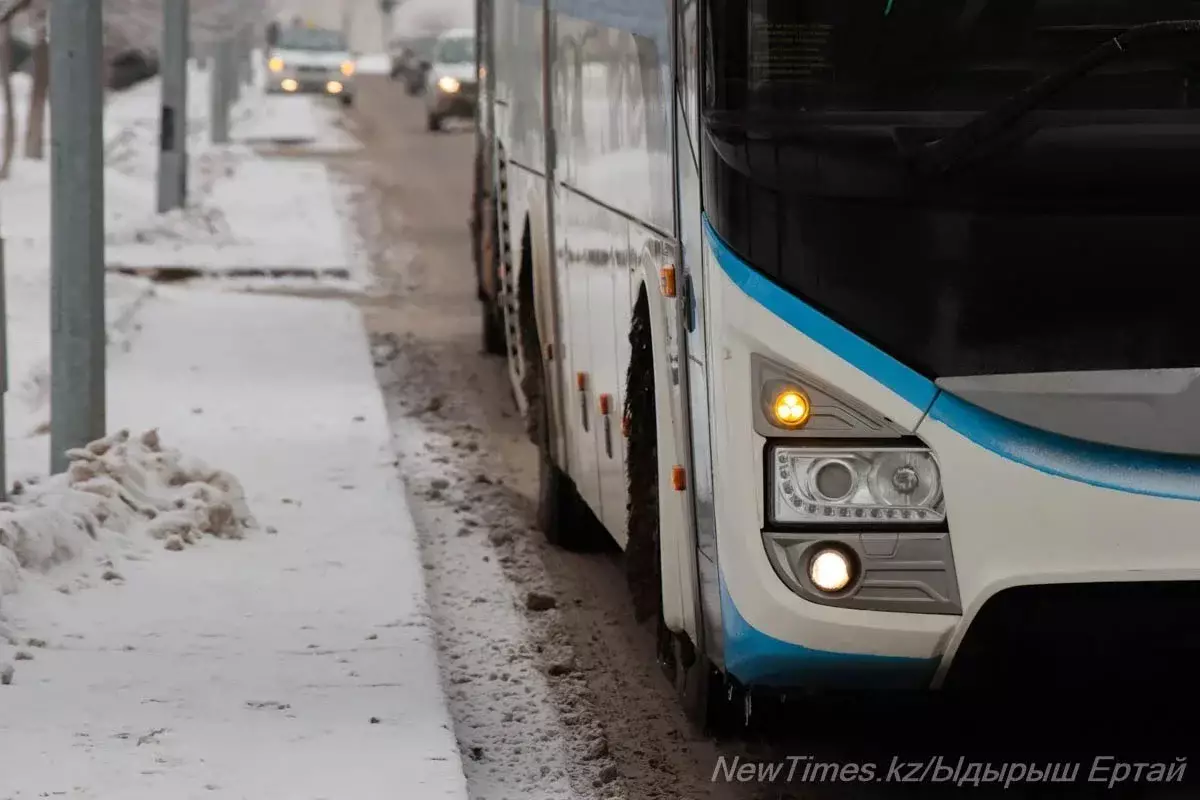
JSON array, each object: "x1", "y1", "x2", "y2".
[
  {"x1": 281, "y1": 78, "x2": 298, "y2": 92},
  {"x1": 772, "y1": 389, "x2": 810, "y2": 428},
  {"x1": 809, "y1": 547, "x2": 853, "y2": 593},
  {"x1": 326, "y1": 81, "x2": 343, "y2": 94}
]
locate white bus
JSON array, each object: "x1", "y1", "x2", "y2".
[{"x1": 471, "y1": 0, "x2": 1200, "y2": 722}]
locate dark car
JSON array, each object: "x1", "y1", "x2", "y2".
[{"x1": 389, "y1": 35, "x2": 436, "y2": 96}]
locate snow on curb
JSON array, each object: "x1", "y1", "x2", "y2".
[{"x1": 0, "y1": 428, "x2": 255, "y2": 605}]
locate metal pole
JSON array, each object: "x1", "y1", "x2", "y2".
[
  {"x1": 0, "y1": 239, "x2": 8, "y2": 501},
  {"x1": 210, "y1": 37, "x2": 232, "y2": 144},
  {"x1": 157, "y1": 0, "x2": 189, "y2": 213},
  {"x1": 229, "y1": 35, "x2": 241, "y2": 104},
  {"x1": 240, "y1": 24, "x2": 253, "y2": 85},
  {"x1": 49, "y1": 0, "x2": 105, "y2": 473}
]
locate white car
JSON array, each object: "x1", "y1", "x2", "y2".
[
  {"x1": 424, "y1": 29, "x2": 477, "y2": 131},
  {"x1": 266, "y1": 25, "x2": 357, "y2": 106}
]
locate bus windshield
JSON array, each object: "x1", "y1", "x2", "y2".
[
  {"x1": 707, "y1": 0, "x2": 1200, "y2": 113},
  {"x1": 701, "y1": 0, "x2": 1200, "y2": 379}
]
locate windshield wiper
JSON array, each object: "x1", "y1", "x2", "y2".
[{"x1": 914, "y1": 20, "x2": 1200, "y2": 175}]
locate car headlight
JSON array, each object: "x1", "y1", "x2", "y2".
[
  {"x1": 341, "y1": 61, "x2": 356, "y2": 76},
  {"x1": 772, "y1": 446, "x2": 945, "y2": 524},
  {"x1": 437, "y1": 76, "x2": 461, "y2": 93},
  {"x1": 269, "y1": 57, "x2": 284, "y2": 72}
]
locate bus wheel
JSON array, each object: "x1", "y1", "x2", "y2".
[
  {"x1": 482, "y1": 303, "x2": 506, "y2": 356},
  {"x1": 625, "y1": 292, "x2": 739, "y2": 735}
]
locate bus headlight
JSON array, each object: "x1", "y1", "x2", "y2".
[
  {"x1": 772, "y1": 446, "x2": 944, "y2": 524},
  {"x1": 437, "y1": 76, "x2": 461, "y2": 94}
]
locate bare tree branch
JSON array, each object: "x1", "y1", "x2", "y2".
[{"x1": 0, "y1": 0, "x2": 33, "y2": 28}]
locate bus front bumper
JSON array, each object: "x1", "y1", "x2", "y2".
[{"x1": 704, "y1": 220, "x2": 1200, "y2": 693}]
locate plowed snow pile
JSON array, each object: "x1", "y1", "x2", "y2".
[{"x1": 0, "y1": 428, "x2": 256, "y2": 601}]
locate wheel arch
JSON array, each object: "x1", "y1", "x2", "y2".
[
  {"x1": 626, "y1": 272, "x2": 702, "y2": 646},
  {"x1": 513, "y1": 188, "x2": 567, "y2": 469}
]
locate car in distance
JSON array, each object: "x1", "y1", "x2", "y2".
[
  {"x1": 266, "y1": 24, "x2": 357, "y2": 106},
  {"x1": 424, "y1": 29, "x2": 476, "y2": 131}
]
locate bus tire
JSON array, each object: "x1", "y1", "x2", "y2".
[
  {"x1": 627, "y1": 291, "x2": 739, "y2": 736},
  {"x1": 481, "y1": 301, "x2": 506, "y2": 356}
]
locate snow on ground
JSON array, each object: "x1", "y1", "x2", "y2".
[
  {"x1": 355, "y1": 53, "x2": 393, "y2": 75},
  {"x1": 0, "y1": 62, "x2": 253, "y2": 481},
  {"x1": 392, "y1": 419, "x2": 593, "y2": 800},
  {"x1": 107, "y1": 158, "x2": 357, "y2": 277},
  {"x1": 0, "y1": 287, "x2": 468, "y2": 799},
  {"x1": 0, "y1": 427, "x2": 255, "y2": 602},
  {"x1": 235, "y1": 92, "x2": 360, "y2": 153},
  {"x1": 104, "y1": 63, "x2": 363, "y2": 281},
  {"x1": 2, "y1": 57, "x2": 365, "y2": 480}
]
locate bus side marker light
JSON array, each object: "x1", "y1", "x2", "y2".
[
  {"x1": 671, "y1": 465, "x2": 687, "y2": 491},
  {"x1": 598, "y1": 393, "x2": 611, "y2": 415},
  {"x1": 660, "y1": 265, "x2": 676, "y2": 298},
  {"x1": 771, "y1": 388, "x2": 811, "y2": 428},
  {"x1": 577, "y1": 373, "x2": 589, "y2": 431}
]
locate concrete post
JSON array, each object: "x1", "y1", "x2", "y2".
[
  {"x1": 210, "y1": 37, "x2": 233, "y2": 144},
  {"x1": 240, "y1": 23, "x2": 254, "y2": 86},
  {"x1": 157, "y1": 0, "x2": 190, "y2": 213},
  {"x1": 49, "y1": 0, "x2": 106, "y2": 473}
]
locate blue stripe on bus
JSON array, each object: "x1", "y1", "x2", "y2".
[
  {"x1": 720, "y1": 579, "x2": 941, "y2": 689},
  {"x1": 702, "y1": 218, "x2": 939, "y2": 411},
  {"x1": 930, "y1": 392, "x2": 1200, "y2": 502},
  {"x1": 704, "y1": 215, "x2": 1200, "y2": 501}
]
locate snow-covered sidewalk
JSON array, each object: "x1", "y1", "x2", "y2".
[
  {"x1": 4, "y1": 59, "x2": 366, "y2": 483},
  {"x1": 104, "y1": 73, "x2": 363, "y2": 281},
  {"x1": 0, "y1": 287, "x2": 468, "y2": 799}
]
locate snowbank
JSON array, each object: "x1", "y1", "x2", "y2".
[{"x1": 0, "y1": 428, "x2": 255, "y2": 602}]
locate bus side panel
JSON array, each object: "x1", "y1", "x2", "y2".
[
  {"x1": 496, "y1": 0, "x2": 546, "y2": 175},
  {"x1": 552, "y1": 10, "x2": 674, "y2": 544},
  {"x1": 588, "y1": 206, "x2": 627, "y2": 537},
  {"x1": 556, "y1": 189, "x2": 605, "y2": 516},
  {"x1": 494, "y1": 0, "x2": 552, "y2": 419},
  {"x1": 475, "y1": 0, "x2": 499, "y2": 305}
]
